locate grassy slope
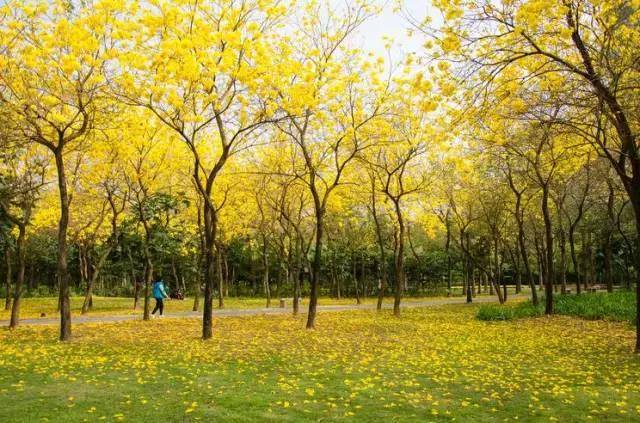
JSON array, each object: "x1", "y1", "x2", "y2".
[{"x1": 1, "y1": 304, "x2": 638, "y2": 422}]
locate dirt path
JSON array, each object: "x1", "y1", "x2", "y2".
[{"x1": 1, "y1": 294, "x2": 524, "y2": 326}]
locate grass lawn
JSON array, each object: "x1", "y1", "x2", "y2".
[{"x1": 1, "y1": 303, "x2": 638, "y2": 422}]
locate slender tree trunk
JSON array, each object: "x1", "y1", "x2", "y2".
[
  {"x1": 293, "y1": 235, "x2": 302, "y2": 316},
  {"x1": 353, "y1": 253, "x2": 361, "y2": 305},
  {"x1": 569, "y1": 226, "x2": 581, "y2": 294},
  {"x1": 445, "y1": 215, "x2": 452, "y2": 296},
  {"x1": 372, "y1": 194, "x2": 386, "y2": 310},
  {"x1": 604, "y1": 181, "x2": 615, "y2": 292},
  {"x1": 9, "y1": 225, "x2": 26, "y2": 328},
  {"x1": 361, "y1": 254, "x2": 366, "y2": 298},
  {"x1": 558, "y1": 228, "x2": 567, "y2": 294},
  {"x1": 142, "y1": 247, "x2": 153, "y2": 321},
  {"x1": 133, "y1": 276, "x2": 141, "y2": 310},
  {"x1": 465, "y1": 233, "x2": 472, "y2": 304},
  {"x1": 393, "y1": 201, "x2": 405, "y2": 317},
  {"x1": 541, "y1": 185, "x2": 554, "y2": 315},
  {"x1": 4, "y1": 249, "x2": 11, "y2": 311},
  {"x1": 510, "y1": 245, "x2": 522, "y2": 294},
  {"x1": 202, "y1": 205, "x2": 217, "y2": 339},
  {"x1": 171, "y1": 257, "x2": 179, "y2": 294},
  {"x1": 217, "y1": 246, "x2": 225, "y2": 309},
  {"x1": 306, "y1": 210, "x2": 324, "y2": 329},
  {"x1": 82, "y1": 247, "x2": 112, "y2": 314},
  {"x1": 262, "y1": 237, "x2": 270, "y2": 308},
  {"x1": 54, "y1": 150, "x2": 72, "y2": 341}
]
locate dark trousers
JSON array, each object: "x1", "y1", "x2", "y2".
[{"x1": 152, "y1": 298, "x2": 164, "y2": 315}]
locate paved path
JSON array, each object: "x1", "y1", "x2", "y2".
[{"x1": 1, "y1": 294, "x2": 525, "y2": 326}]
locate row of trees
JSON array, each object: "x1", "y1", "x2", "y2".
[{"x1": 1, "y1": 1, "x2": 639, "y2": 349}]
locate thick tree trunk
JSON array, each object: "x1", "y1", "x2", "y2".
[{"x1": 630, "y1": 192, "x2": 640, "y2": 353}]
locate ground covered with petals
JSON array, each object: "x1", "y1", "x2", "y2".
[
  {"x1": 0, "y1": 304, "x2": 638, "y2": 422},
  {"x1": 0, "y1": 295, "x2": 466, "y2": 320}
]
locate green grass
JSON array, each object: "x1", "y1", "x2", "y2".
[
  {"x1": 477, "y1": 290, "x2": 637, "y2": 324},
  {"x1": 1, "y1": 304, "x2": 639, "y2": 422}
]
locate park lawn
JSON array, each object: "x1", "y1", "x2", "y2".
[
  {"x1": 0, "y1": 294, "x2": 492, "y2": 320},
  {"x1": 0, "y1": 304, "x2": 638, "y2": 422}
]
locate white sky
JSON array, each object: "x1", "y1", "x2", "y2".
[{"x1": 352, "y1": 0, "x2": 436, "y2": 61}]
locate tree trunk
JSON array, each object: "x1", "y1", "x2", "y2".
[
  {"x1": 142, "y1": 249, "x2": 153, "y2": 321},
  {"x1": 629, "y1": 190, "x2": 640, "y2": 353},
  {"x1": 4, "y1": 249, "x2": 11, "y2": 311},
  {"x1": 262, "y1": 237, "x2": 270, "y2": 308},
  {"x1": 306, "y1": 210, "x2": 324, "y2": 329},
  {"x1": 293, "y1": 235, "x2": 302, "y2": 316},
  {"x1": 82, "y1": 247, "x2": 112, "y2": 314},
  {"x1": 569, "y1": 226, "x2": 581, "y2": 294},
  {"x1": 9, "y1": 225, "x2": 26, "y2": 328},
  {"x1": 541, "y1": 185, "x2": 554, "y2": 315},
  {"x1": 353, "y1": 254, "x2": 361, "y2": 305},
  {"x1": 217, "y1": 246, "x2": 225, "y2": 309},
  {"x1": 202, "y1": 205, "x2": 217, "y2": 339},
  {"x1": 392, "y1": 200, "x2": 405, "y2": 317},
  {"x1": 558, "y1": 227, "x2": 567, "y2": 294},
  {"x1": 171, "y1": 257, "x2": 179, "y2": 294},
  {"x1": 604, "y1": 180, "x2": 615, "y2": 292},
  {"x1": 372, "y1": 200, "x2": 386, "y2": 310},
  {"x1": 192, "y1": 274, "x2": 200, "y2": 312},
  {"x1": 55, "y1": 150, "x2": 72, "y2": 341},
  {"x1": 465, "y1": 233, "x2": 472, "y2": 304}
]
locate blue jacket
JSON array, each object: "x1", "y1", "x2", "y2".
[{"x1": 152, "y1": 281, "x2": 168, "y2": 299}]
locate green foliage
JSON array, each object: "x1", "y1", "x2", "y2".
[
  {"x1": 477, "y1": 301, "x2": 541, "y2": 321},
  {"x1": 477, "y1": 291, "x2": 637, "y2": 324},
  {"x1": 554, "y1": 291, "x2": 636, "y2": 324}
]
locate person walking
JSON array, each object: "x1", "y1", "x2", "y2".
[{"x1": 151, "y1": 276, "x2": 169, "y2": 317}]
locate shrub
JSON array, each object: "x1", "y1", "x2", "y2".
[
  {"x1": 554, "y1": 291, "x2": 635, "y2": 324},
  {"x1": 477, "y1": 301, "x2": 541, "y2": 321},
  {"x1": 477, "y1": 291, "x2": 637, "y2": 324}
]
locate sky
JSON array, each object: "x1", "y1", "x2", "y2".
[{"x1": 352, "y1": 0, "x2": 435, "y2": 61}]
